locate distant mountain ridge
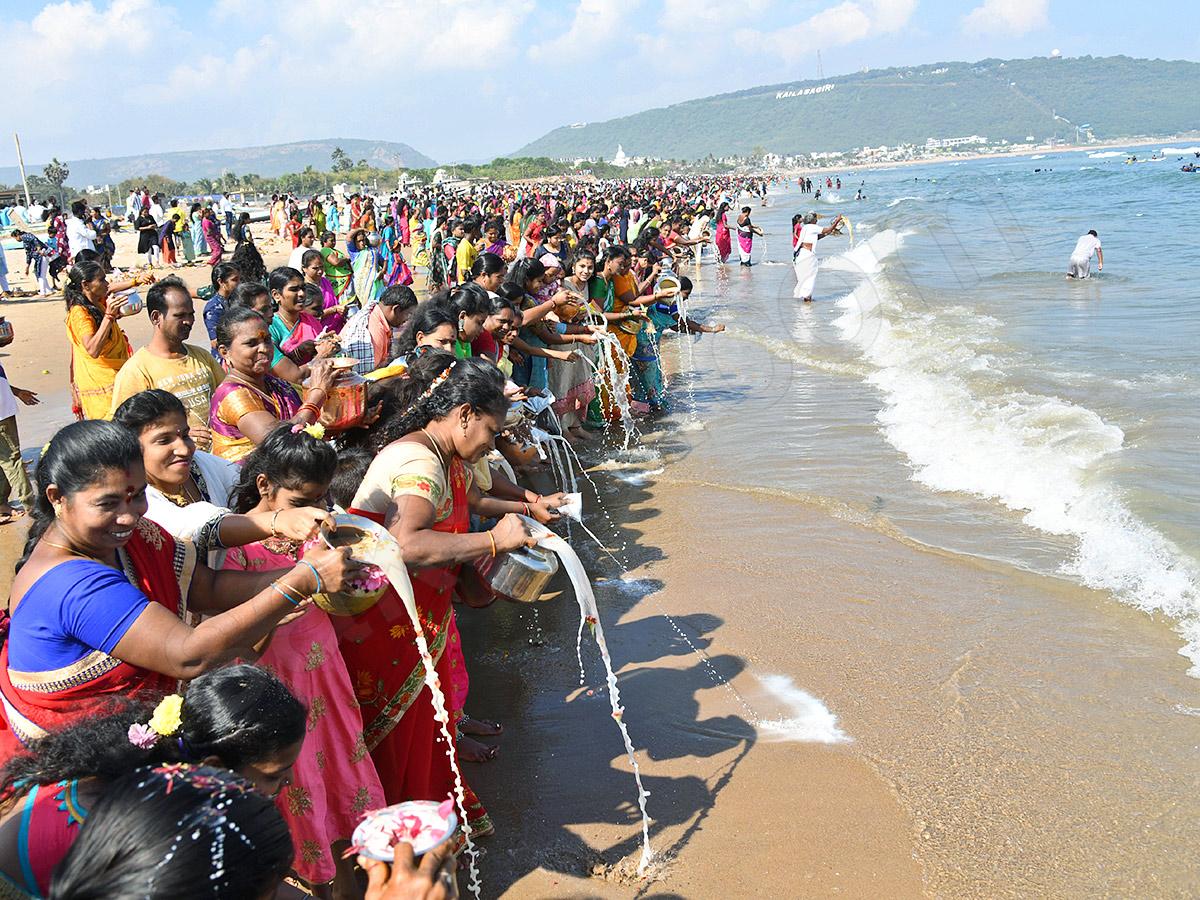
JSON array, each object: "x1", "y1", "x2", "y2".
[
  {"x1": 515, "y1": 55, "x2": 1200, "y2": 160},
  {"x1": 0, "y1": 138, "x2": 436, "y2": 188}
]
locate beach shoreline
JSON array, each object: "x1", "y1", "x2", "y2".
[{"x1": 2, "y1": 181, "x2": 1198, "y2": 898}]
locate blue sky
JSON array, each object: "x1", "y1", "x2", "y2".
[{"x1": 1, "y1": 0, "x2": 1196, "y2": 166}]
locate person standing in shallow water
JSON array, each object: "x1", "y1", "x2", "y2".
[
  {"x1": 735, "y1": 207, "x2": 762, "y2": 266},
  {"x1": 792, "y1": 210, "x2": 844, "y2": 303}
]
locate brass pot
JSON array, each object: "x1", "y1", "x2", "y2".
[
  {"x1": 318, "y1": 363, "x2": 367, "y2": 432},
  {"x1": 474, "y1": 545, "x2": 559, "y2": 603},
  {"x1": 310, "y1": 521, "x2": 390, "y2": 616}
]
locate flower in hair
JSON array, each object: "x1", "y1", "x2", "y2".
[
  {"x1": 147, "y1": 694, "x2": 184, "y2": 737},
  {"x1": 418, "y1": 361, "x2": 457, "y2": 402},
  {"x1": 128, "y1": 722, "x2": 158, "y2": 749},
  {"x1": 303, "y1": 422, "x2": 326, "y2": 440}
]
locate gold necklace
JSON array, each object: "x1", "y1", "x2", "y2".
[
  {"x1": 419, "y1": 428, "x2": 448, "y2": 472},
  {"x1": 40, "y1": 538, "x2": 89, "y2": 557},
  {"x1": 158, "y1": 476, "x2": 200, "y2": 507}
]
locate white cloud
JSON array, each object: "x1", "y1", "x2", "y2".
[
  {"x1": 733, "y1": 0, "x2": 918, "y2": 65},
  {"x1": 529, "y1": 0, "x2": 636, "y2": 61},
  {"x1": 963, "y1": 0, "x2": 1049, "y2": 36}
]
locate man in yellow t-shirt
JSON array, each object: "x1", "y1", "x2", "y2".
[
  {"x1": 110, "y1": 276, "x2": 224, "y2": 448},
  {"x1": 455, "y1": 217, "x2": 481, "y2": 285}
]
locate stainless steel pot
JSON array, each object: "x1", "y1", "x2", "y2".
[{"x1": 474, "y1": 545, "x2": 559, "y2": 603}]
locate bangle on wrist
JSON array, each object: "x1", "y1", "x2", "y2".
[
  {"x1": 270, "y1": 510, "x2": 281, "y2": 538},
  {"x1": 487, "y1": 531, "x2": 497, "y2": 558},
  {"x1": 296, "y1": 559, "x2": 323, "y2": 594},
  {"x1": 522, "y1": 502, "x2": 531, "y2": 516},
  {"x1": 269, "y1": 581, "x2": 301, "y2": 607}
]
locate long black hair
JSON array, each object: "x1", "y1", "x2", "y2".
[
  {"x1": 19, "y1": 421, "x2": 141, "y2": 571},
  {"x1": 230, "y1": 425, "x2": 337, "y2": 514},
  {"x1": 444, "y1": 283, "x2": 490, "y2": 317},
  {"x1": 230, "y1": 238, "x2": 267, "y2": 285},
  {"x1": 1, "y1": 665, "x2": 305, "y2": 800},
  {"x1": 63, "y1": 260, "x2": 108, "y2": 325},
  {"x1": 369, "y1": 351, "x2": 507, "y2": 448},
  {"x1": 48, "y1": 764, "x2": 292, "y2": 900}
]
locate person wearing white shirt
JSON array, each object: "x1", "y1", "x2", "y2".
[
  {"x1": 218, "y1": 194, "x2": 234, "y2": 237},
  {"x1": 792, "y1": 211, "x2": 843, "y2": 302},
  {"x1": 148, "y1": 195, "x2": 164, "y2": 226},
  {"x1": 126, "y1": 190, "x2": 141, "y2": 224},
  {"x1": 1067, "y1": 230, "x2": 1103, "y2": 279},
  {"x1": 287, "y1": 227, "x2": 317, "y2": 270},
  {"x1": 66, "y1": 200, "x2": 97, "y2": 260}
]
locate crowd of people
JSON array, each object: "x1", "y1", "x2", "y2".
[{"x1": 0, "y1": 173, "x2": 790, "y2": 898}]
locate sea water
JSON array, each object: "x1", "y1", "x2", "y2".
[{"x1": 664, "y1": 146, "x2": 1200, "y2": 673}]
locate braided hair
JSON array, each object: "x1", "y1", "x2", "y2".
[{"x1": 367, "y1": 351, "x2": 507, "y2": 449}]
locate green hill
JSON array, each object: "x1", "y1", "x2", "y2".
[
  {"x1": 0, "y1": 138, "x2": 436, "y2": 189},
  {"x1": 515, "y1": 55, "x2": 1200, "y2": 160}
]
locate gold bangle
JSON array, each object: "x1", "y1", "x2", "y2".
[
  {"x1": 487, "y1": 532, "x2": 497, "y2": 558},
  {"x1": 274, "y1": 579, "x2": 306, "y2": 602},
  {"x1": 270, "y1": 510, "x2": 280, "y2": 538}
]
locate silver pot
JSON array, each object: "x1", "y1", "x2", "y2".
[{"x1": 474, "y1": 545, "x2": 559, "y2": 603}]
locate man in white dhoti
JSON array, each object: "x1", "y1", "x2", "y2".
[
  {"x1": 1067, "y1": 230, "x2": 1103, "y2": 279},
  {"x1": 792, "y1": 211, "x2": 843, "y2": 301}
]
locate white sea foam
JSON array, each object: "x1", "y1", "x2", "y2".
[
  {"x1": 612, "y1": 467, "x2": 664, "y2": 485},
  {"x1": 1031, "y1": 154, "x2": 1047, "y2": 159},
  {"x1": 886, "y1": 195, "x2": 924, "y2": 208},
  {"x1": 755, "y1": 674, "x2": 851, "y2": 743},
  {"x1": 829, "y1": 234, "x2": 1200, "y2": 674},
  {"x1": 1161, "y1": 146, "x2": 1200, "y2": 155},
  {"x1": 1088, "y1": 150, "x2": 1126, "y2": 159}
]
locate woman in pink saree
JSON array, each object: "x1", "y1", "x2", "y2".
[{"x1": 713, "y1": 201, "x2": 732, "y2": 263}]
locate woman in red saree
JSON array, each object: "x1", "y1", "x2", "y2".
[
  {"x1": 0, "y1": 420, "x2": 358, "y2": 762},
  {"x1": 341, "y1": 352, "x2": 541, "y2": 838}
]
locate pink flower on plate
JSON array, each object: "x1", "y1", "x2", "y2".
[{"x1": 127, "y1": 722, "x2": 158, "y2": 749}]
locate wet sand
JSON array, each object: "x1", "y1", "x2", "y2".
[{"x1": 461, "y1": 469, "x2": 1200, "y2": 897}]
